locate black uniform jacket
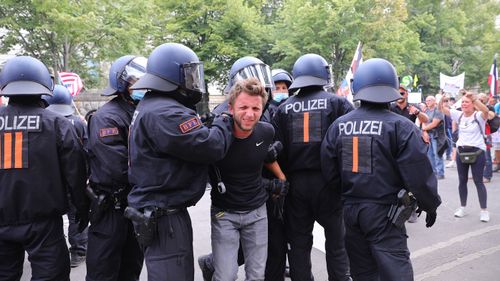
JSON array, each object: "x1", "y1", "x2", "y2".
[
  {"x1": 0, "y1": 102, "x2": 88, "y2": 225},
  {"x1": 88, "y1": 96, "x2": 134, "y2": 192},
  {"x1": 321, "y1": 105, "x2": 441, "y2": 213},
  {"x1": 272, "y1": 88, "x2": 353, "y2": 173},
  {"x1": 128, "y1": 92, "x2": 233, "y2": 210}
]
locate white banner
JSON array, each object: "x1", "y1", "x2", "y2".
[
  {"x1": 407, "y1": 92, "x2": 422, "y2": 104},
  {"x1": 439, "y1": 72, "x2": 465, "y2": 95}
]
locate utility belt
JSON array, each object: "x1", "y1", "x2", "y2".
[
  {"x1": 124, "y1": 206, "x2": 183, "y2": 248},
  {"x1": 387, "y1": 189, "x2": 417, "y2": 228},
  {"x1": 85, "y1": 183, "x2": 129, "y2": 223}
]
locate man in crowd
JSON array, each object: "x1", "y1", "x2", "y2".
[
  {"x1": 321, "y1": 58, "x2": 441, "y2": 281},
  {"x1": 210, "y1": 77, "x2": 288, "y2": 280},
  {"x1": 422, "y1": 95, "x2": 446, "y2": 179},
  {"x1": 86, "y1": 55, "x2": 147, "y2": 281},
  {"x1": 127, "y1": 43, "x2": 233, "y2": 281},
  {"x1": 0, "y1": 56, "x2": 89, "y2": 280},
  {"x1": 272, "y1": 53, "x2": 353, "y2": 281},
  {"x1": 43, "y1": 84, "x2": 89, "y2": 267}
]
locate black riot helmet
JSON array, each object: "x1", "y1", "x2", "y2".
[
  {"x1": 103, "y1": 55, "x2": 147, "y2": 96},
  {"x1": 225, "y1": 56, "x2": 274, "y2": 93},
  {"x1": 131, "y1": 43, "x2": 206, "y2": 95},
  {"x1": 272, "y1": 69, "x2": 293, "y2": 88},
  {"x1": 43, "y1": 85, "x2": 74, "y2": 116},
  {"x1": 289, "y1": 54, "x2": 331, "y2": 90},
  {"x1": 351, "y1": 58, "x2": 400, "y2": 104},
  {"x1": 0, "y1": 56, "x2": 54, "y2": 96}
]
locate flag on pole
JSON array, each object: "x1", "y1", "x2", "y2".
[
  {"x1": 336, "y1": 41, "x2": 363, "y2": 104},
  {"x1": 58, "y1": 72, "x2": 83, "y2": 97},
  {"x1": 488, "y1": 54, "x2": 498, "y2": 97}
]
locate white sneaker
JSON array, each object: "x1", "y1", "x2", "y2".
[
  {"x1": 454, "y1": 207, "x2": 466, "y2": 218},
  {"x1": 480, "y1": 211, "x2": 490, "y2": 222},
  {"x1": 445, "y1": 161, "x2": 456, "y2": 168}
]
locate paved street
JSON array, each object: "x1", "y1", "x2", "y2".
[{"x1": 20, "y1": 165, "x2": 500, "y2": 280}]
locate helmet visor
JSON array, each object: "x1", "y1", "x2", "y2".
[
  {"x1": 183, "y1": 62, "x2": 206, "y2": 93},
  {"x1": 233, "y1": 63, "x2": 274, "y2": 90},
  {"x1": 120, "y1": 57, "x2": 147, "y2": 86}
]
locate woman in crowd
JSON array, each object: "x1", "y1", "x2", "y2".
[{"x1": 439, "y1": 92, "x2": 492, "y2": 222}]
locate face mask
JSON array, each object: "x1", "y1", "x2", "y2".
[
  {"x1": 273, "y1": 92, "x2": 288, "y2": 103},
  {"x1": 131, "y1": 90, "x2": 146, "y2": 101}
]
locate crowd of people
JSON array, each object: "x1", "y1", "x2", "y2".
[{"x1": 0, "y1": 41, "x2": 497, "y2": 281}]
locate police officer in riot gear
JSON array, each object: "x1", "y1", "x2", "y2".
[
  {"x1": 0, "y1": 56, "x2": 89, "y2": 280},
  {"x1": 127, "y1": 43, "x2": 233, "y2": 281},
  {"x1": 272, "y1": 53, "x2": 353, "y2": 281},
  {"x1": 271, "y1": 68, "x2": 293, "y2": 106},
  {"x1": 321, "y1": 58, "x2": 441, "y2": 281},
  {"x1": 86, "y1": 55, "x2": 147, "y2": 281},
  {"x1": 44, "y1": 84, "x2": 89, "y2": 267}
]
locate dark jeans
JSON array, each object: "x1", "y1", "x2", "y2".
[
  {"x1": 86, "y1": 209, "x2": 143, "y2": 281},
  {"x1": 0, "y1": 217, "x2": 70, "y2": 281},
  {"x1": 285, "y1": 171, "x2": 350, "y2": 281},
  {"x1": 343, "y1": 203, "x2": 413, "y2": 281},
  {"x1": 456, "y1": 147, "x2": 487, "y2": 208}
]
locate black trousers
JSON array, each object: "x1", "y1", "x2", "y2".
[
  {"x1": 86, "y1": 209, "x2": 143, "y2": 281},
  {"x1": 144, "y1": 209, "x2": 194, "y2": 281},
  {"x1": 285, "y1": 170, "x2": 351, "y2": 281},
  {"x1": 0, "y1": 217, "x2": 70, "y2": 281},
  {"x1": 67, "y1": 193, "x2": 88, "y2": 256},
  {"x1": 265, "y1": 197, "x2": 287, "y2": 281},
  {"x1": 343, "y1": 203, "x2": 413, "y2": 281}
]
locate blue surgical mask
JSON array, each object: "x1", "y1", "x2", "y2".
[
  {"x1": 131, "y1": 90, "x2": 146, "y2": 101},
  {"x1": 273, "y1": 92, "x2": 288, "y2": 103}
]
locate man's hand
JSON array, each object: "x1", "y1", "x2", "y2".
[
  {"x1": 265, "y1": 141, "x2": 283, "y2": 163},
  {"x1": 267, "y1": 178, "x2": 289, "y2": 197},
  {"x1": 200, "y1": 112, "x2": 215, "y2": 127},
  {"x1": 425, "y1": 211, "x2": 437, "y2": 227},
  {"x1": 409, "y1": 105, "x2": 419, "y2": 115},
  {"x1": 416, "y1": 208, "x2": 436, "y2": 228}
]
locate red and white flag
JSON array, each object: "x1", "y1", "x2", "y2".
[
  {"x1": 488, "y1": 55, "x2": 498, "y2": 97},
  {"x1": 58, "y1": 72, "x2": 83, "y2": 96},
  {"x1": 337, "y1": 41, "x2": 363, "y2": 104}
]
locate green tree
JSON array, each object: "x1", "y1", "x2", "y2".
[
  {"x1": 152, "y1": 0, "x2": 270, "y2": 89},
  {"x1": 270, "y1": 0, "x2": 423, "y2": 86},
  {"x1": 0, "y1": 0, "x2": 153, "y2": 88}
]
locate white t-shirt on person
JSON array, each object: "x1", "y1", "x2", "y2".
[{"x1": 450, "y1": 108, "x2": 486, "y2": 151}]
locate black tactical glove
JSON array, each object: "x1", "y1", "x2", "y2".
[
  {"x1": 200, "y1": 112, "x2": 216, "y2": 127},
  {"x1": 266, "y1": 178, "x2": 289, "y2": 197},
  {"x1": 264, "y1": 141, "x2": 283, "y2": 163},
  {"x1": 416, "y1": 208, "x2": 437, "y2": 228},
  {"x1": 425, "y1": 211, "x2": 437, "y2": 228}
]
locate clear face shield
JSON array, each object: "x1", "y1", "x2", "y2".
[
  {"x1": 182, "y1": 62, "x2": 206, "y2": 93},
  {"x1": 233, "y1": 63, "x2": 275, "y2": 91},
  {"x1": 120, "y1": 57, "x2": 147, "y2": 86}
]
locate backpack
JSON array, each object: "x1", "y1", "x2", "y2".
[{"x1": 488, "y1": 115, "x2": 500, "y2": 133}]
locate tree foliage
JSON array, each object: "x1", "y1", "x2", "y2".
[{"x1": 0, "y1": 0, "x2": 498, "y2": 93}]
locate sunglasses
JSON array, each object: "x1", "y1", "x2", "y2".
[{"x1": 400, "y1": 92, "x2": 406, "y2": 95}]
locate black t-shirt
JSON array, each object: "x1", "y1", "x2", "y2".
[
  {"x1": 211, "y1": 122, "x2": 274, "y2": 211},
  {"x1": 389, "y1": 102, "x2": 417, "y2": 123}
]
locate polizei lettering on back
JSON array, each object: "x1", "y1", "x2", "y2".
[
  {"x1": 0, "y1": 115, "x2": 41, "y2": 132},
  {"x1": 338, "y1": 120, "x2": 383, "y2": 136},
  {"x1": 284, "y1": 99, "x2": 327, "y2": 114}
]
